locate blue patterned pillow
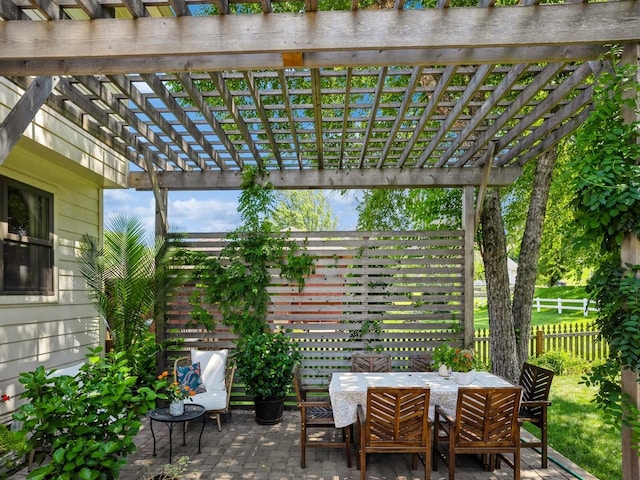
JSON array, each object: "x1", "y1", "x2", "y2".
[{"x1": 177, "y1": 362, "x2": 206, "y2": 394}]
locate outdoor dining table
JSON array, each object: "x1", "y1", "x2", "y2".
[{"x1": 328, "y1": 371, "x2": 515, "y2": 428}]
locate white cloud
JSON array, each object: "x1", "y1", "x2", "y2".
[
  {"x1": 170, "y1": 196, "x2": 240, "y2": 232},
  {"x1": 103, "y1": 188, "x2": 362, "y2": 234}
]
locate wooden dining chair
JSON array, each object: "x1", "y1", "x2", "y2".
[
  {"x1": 434, "y1": 386, "x2": 522, "y2": 480},
  {"x1": 356, "y1": 387, "x2": 432, "y2": 480},
  {"x1": 292, "y1": 366, "x2": 352, "y2": 469},
  {"x1": 518, "y1": 362, "x2": 554, "y2": 468},
  {"x1": 408, "y1": 352, "x2": 434, "y2": 372},
  {"x1": 351, "y1": 353, "x2": 392, "y2": 372}
]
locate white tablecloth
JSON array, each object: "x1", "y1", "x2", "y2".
[{"x1": 328, "y1": 371, "x2": 514, "y2": 428}]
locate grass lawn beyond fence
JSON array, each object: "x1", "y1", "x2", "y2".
[{"x1": 532, "y1": 374, "x2": 621, "y2": 480}]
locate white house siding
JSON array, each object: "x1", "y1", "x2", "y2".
[{"x1": 0, "y1": 79, "x2": 129, "y2": 423}]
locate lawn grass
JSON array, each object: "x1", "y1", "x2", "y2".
[
  {"x1": 524, "y1": 374, "x2": 621, "y2": 480},
  {"x1": 473, "y1": 286, "x2": 598, "y2": 330}
]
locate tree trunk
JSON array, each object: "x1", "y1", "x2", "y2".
[
  {"x1": 480, "y1": 189, "x2": 520, "y2": 382},
  {"x1": 512, "y1": 147, "x2": 557, "y2": 366}
]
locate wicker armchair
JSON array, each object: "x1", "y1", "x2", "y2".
[{"x1": 174, "y1": 350, "x2": 235, "y2": 431}]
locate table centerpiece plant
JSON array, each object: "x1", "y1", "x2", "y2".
[
  {"x1": 157, "y1": 370, "x2": 196, "y2": 416},
  {"x1": 432, "y1": 344, "x2": 455, "y2": 376},
  {"x1": 451, "y1": 348, "x2": 477, "y2": 385}
]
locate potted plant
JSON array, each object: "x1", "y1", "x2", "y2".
[
  {"x1": 451, "y1": 348, "x2": 477, "y2": 385},
  {"x1": 432, "y1": 344, "x2": 455, "y2": 376},
  {"x1": 234, "y1": 328, "x2": 300, "y2": 424}
]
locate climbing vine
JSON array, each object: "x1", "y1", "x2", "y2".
[
  {"x1": 187, "y1": 167, "x2": 315, "y2": 342},
  {"x1": 570, "y1": 54, "x2": 640, "y2": 441}
]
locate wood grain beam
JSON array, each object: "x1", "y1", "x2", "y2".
[
  {"x1": 0, "y1": 45, "x2": 608, "y2": 77},
  {"x1": 129, "y1": 166, "x2": 522, "y2": 191},
  {"x1": 208, "y1": 71, "x2": 262, "y2": 167},
  {"x1": 0, "y1": 76, "x2": 59, "y2": 165},
  {"x1": 456, "y1": 62, "x2": 566, "y2": 167},
  {"x1": 243, "y1": 71, "x2": 283, "y2": 169},
  {"x1": 0, "y1": 4, "x2": 635, "y2": 75},
  {"x1": 358, "y1": 66, "x2": 386, "y2": 169}
]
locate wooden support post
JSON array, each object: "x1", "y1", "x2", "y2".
[{"x1": 462, "y1": 186, "x2": 475, "y2": 348}]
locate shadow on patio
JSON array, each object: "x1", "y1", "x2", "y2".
[{"x1": 97, "y1": 410, "x2": 597, "y2": 480}]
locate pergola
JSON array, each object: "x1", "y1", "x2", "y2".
[{"x1": 0, "y1": 0, "x2": 639, "y2": 477}]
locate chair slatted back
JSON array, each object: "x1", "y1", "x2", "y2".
[
  {"x1": 351, "y1": 353, "x2": 392, "y2": 372},
  {"x1": 519, "y1": 363, "x2": 554, "y2": 419},
  {"x1": 408, "y1": 353, "x2": 434, "y2": 372},
  {"x1": 455, "y1": 387, "x2": 521, "y2": 448},
  {"x1": 364, "y1": 387, "x2": 431, "y2": 447}
]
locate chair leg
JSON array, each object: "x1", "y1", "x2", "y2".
[
  {"x1": 213, "y1": 413, "x2": 221, "y2": 432},
  {"x1": 343, "y1": 426, "x2": 352, "y2": 468},
  {"x1": 541, "y1": 421, "x2": 548, "y2": 468},
  {"x1": 448, "y1": 438, "x2": 455, "y2": 480},
  {"x1": 359, "y1": 449, "x2": 366, "y2": 480},
  {"x1": 300, "y1": 423, "x2": 307, "y2": 468}
]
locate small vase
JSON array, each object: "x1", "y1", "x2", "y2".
[
  {"x1": 438, "y1": 364, "x2": 450, "y2": 377},
  {"x1": 454, "y1": 369, "x2": 476, "y2": 385},
  {"x1": 169, "y1": 400, "x2": 185, "y2": 416}
]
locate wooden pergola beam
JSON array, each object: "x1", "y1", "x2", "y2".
[
  {"x1": 0, "y1": 4, "x2": 636, "y2": 76},
  {"x1": 129, "y1": 166, "x2": 522, "y2": 191}
]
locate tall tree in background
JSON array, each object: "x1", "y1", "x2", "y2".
[
  {"x1": 271, "y1": 190, "x2": 338, "y2": 231},
  {"x1": 355, "y1": 146, "x2": 560, "y2": 380}
]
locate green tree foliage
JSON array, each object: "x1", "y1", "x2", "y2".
[
  {"x1": 188, "y1": 168, "x2": 315, "y2": 340},
  {"x1": 504, "y1": 144, "x2": 595, "y2": 286},
  {"x1": 271, "y1": 190, "x2": 338, "y2": 231},
  {"x1": 356, "y1": 188, "x2": 461, "y2": 231},
  {"x1": 570, "y1": 57, "x2": 640, "y2": 439}
]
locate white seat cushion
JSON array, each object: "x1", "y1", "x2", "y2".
[
  {"x1": 191, "y1": 349, "x2": 228, "y2": 392},
  {"x1": 189, "y1": 389, "x2": 227, "y2": 411}
]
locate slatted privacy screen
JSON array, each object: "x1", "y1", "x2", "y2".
[{"x1": 166, "y1": 231, "x2": 466, "y2": 401}]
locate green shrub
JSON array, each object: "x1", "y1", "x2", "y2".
[
  {"x1": 13, "y1": 348, "x2": 165, "y2": 480},
  {"x1": 528, "y1": 350, "x2": 587, "y2": 375}
]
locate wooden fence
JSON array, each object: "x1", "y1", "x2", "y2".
[
  {"x1": 474, "y1": 321, "x2": 608, "y2": 365},
  {"x1": 166, "y1": 230, "x2": 468, "y2": 403}
]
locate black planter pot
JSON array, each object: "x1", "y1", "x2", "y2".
[{"x1": 254, "y1": 397, "x2": 285, "y2": 425}]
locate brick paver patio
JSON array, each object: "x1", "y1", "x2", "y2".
[
  {"x1": 11, "y1": 409, "x2": 598, "y2": 479},
  {"x1": 104, "y1": 409, "x2": 598, "y2": 480}
]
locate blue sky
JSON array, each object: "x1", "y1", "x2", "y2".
[{"x1": 103, "y1": 188, "x2": 363, "y2": 235}]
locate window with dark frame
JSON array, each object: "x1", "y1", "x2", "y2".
[{"x1": 0, "y1": 176, "x2": 54, "y2": 295}]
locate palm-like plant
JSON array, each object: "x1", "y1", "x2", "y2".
[{"x1": 80, "y1": 214, "x2": 185, "y2": 360}]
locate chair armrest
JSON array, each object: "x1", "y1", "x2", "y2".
[
  {"x1": 434, "y1": 404, "x2": 454, "y2": 423},
  {"x1": 173, "y1": 356, "x2": 190, "y2": 382},
  {"x1": 521, "y1": 400, "x2": 551, "y2": 408},
  {"x1": 357, "y1": 404, "x2": 367, "y2": 430}
]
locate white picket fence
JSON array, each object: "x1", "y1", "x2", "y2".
[{"x1": 534, "y1": 297, "x2": 598, "y2": 316}]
